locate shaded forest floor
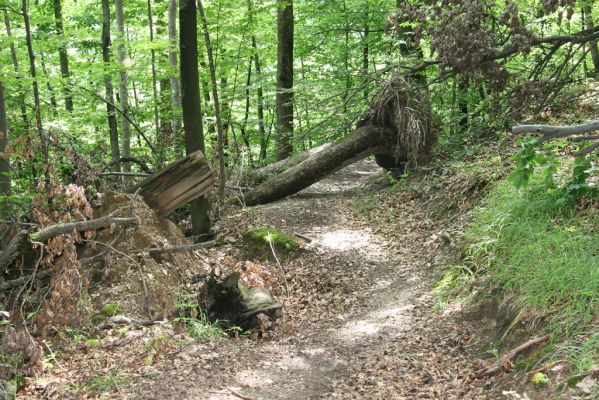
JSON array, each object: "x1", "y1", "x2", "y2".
[{"x1": 21, "y1": 157, "x2": 537, "y2": 400}]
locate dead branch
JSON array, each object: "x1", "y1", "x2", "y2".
[
  {"x1": 102, "y1": 156, "x2": 153, "y2": 174},
  {"x1": 475, "y1": 335, "x2": 551, "y2": 378},
  {"x1": 100, "y1": 172, "x2": 151, "y2": 178},
  {"x1": 0, "y1": 230, "x2": 29, "y2": 275},
  {"x1": 0, "y1": 270, "x2": 52, "y2": 290},
  {"x1": 32, "y1": 215, "x2": 139, "y2": 243},
  {"x1": 512, "y1": 120, "x2": 599, "y2": 142},
  {"x1": 146, "y1": 241, "x2": 216, "y2": 256}
]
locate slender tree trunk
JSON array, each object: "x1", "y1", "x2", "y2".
[
  {"x1": 180, "y1": 0, "x2": 210, "y2": 237},
  {"x1": 3, "y1": 11, "x2": 29, "y2": 129},
  {"x1": 147, "y1": 0, "x2": 161, "y2": 138},
  {"x1": 168, "y1": 0, "x2": 182, "y2": 155},
  {"x1": 252, "y1": 36, "x2": 267, "y2": 162},
  {"x1": 23, "y1": 0, "x2": 49, "y2": 176},
  {"x1": 197, "y1": 0, "x2": 226, "y2": 203},
  {"x1": 275, "y1": 0, "x2": 294, "y2": 160},
  {"x1": 115, "y1": 0, "x2": 132, "y2": 172},
  {"x1": 363, "y1": 14, "x2": 369, "y2": 100},
  {"x1": 583, "y1": 2, "x2": 599, "y2": 74},
  {"x1": 102, "y1": 0, "x2": 121, "y2": 169},
  {"x1": 40, "y1": 52, "x2": 58, "y2": 114},
  {"x1": 240, "y1": 56, "x2": 253, "y2": 166},
  {"x1": 0, "y1": 82, "x2": 10, "y2": 218},
  {"x1": 53, "y1": 0, "x2": 73, "y2": 112}
]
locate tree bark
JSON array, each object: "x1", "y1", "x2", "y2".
[
  {"x1": 583, "y1": 2, "x2": 599, "y2": 74},
  {"x1": 248, "y1": 142, "x2": 331, "y2": 184},
  {"x1": 53, "y1": 0, "x2": 73, "y2": 112},
  {"x1": 197, "y1": 0, "x2": 226, "y2": 203},
  {"x1": 168, "y1": 0, "x2": 182, "y2": 155},
  {"x1": 180, "y1": 0, "x2": 210, "y2": 237},
  {"x1": 127, "y1": 150, "x2": 214, "y2": 217},
  {"x1": 0, "y1": 82, "x2": 10, "y2": 219},
  {"x1": 40, "y1": 52, "x2": 58, "y2": 114},
  {"x1": 276, "y1": 0, "x2": 294, "y2": 161},
  {"x1": 240, "y1": 126, "x2": 390, "y2": 206},
  {"x1": 102, "y1": 0, "x2": 121, "y2": 170},
  {"x1": 115, "y1": 0, "x2": 132, "y2": 172}
]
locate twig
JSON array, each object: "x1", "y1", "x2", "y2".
[
  {"x1": 100, "y1": 172, "x2": 151, "y2": 178},
  {"x1": 475, "y1": 335, "x2": 551, "y2": 378},
  {"x1": 146, "y1": 241, "x2": 216, "y2": 256},
  {"x1": 42, "y1": 340, "x2": 66, "y2": 371},
  {"x1": 80, "y1": 229, "x2": 125, "y2": 266},
  {"x1": 227, "y1": 388, "x2": 256, "y2": 400},
  {"x1": 266, "y1": 231, "x2": 290, "y2": 298}
]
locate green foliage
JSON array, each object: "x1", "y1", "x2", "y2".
[
  {"x1": 99, "y1": 303, "x2": 122, "y2": 318},
  {"x1": 510, "y1": 139, "x2": 597, "y2": 206}
]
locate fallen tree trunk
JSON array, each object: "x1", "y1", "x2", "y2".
[
  {"x1": 238, "y1": 126, "x2": 391, "y2": 206},
  {"x1": 127, "y1": 150, "x2": 214, "y2": 217},
  {"x1": 248, "y1": 143, "x2": 332, "y2": 184}
]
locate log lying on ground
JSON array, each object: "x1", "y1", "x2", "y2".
[
  {"x1": 0, "y1": 212, "x2": 139, "y2": 274},
  {"x1": 237, "y1": 126, "x2": 391, "y2": 206},
  {"x1": 513, "y1": 120, "x2": 599, "y2": 155},
  {"x1": 248, "y1": 143, "x2": 331, "y2": 184},
  {"x1": 127, "y1": 150, "x2": 214, "y2": 217}
]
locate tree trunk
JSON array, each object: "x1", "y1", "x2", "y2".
[
  {"x1": 252, "y1": 36, "x2": 267, "y2": 161},
  {"x1": 0, "y1": 82, "x2": 10, "y2": 219},
  {"x1": 23, "y1": 0, "x2": 49, "y2": 177},
  {"x1": 3, "y1": 11, "x2": 29, "y2": 129},
  {"x1": 240, "y1": 126, "x2": 390, "y2": 206},
  {"x1": 40, "y1": 52, "x2": 58, "y2": 114},
  {"x1": 583, "y1": 2, "x2": 599, "y2": 74},
  {"x1": 197, "y1": 0, "x2": 226, "y2": 203},
  {"x1": 115, "y1": 0, "x2": 132, "y2": 172},
  {"x1": 180, "y1": 0, "x2": 210, "y2": 237},
  {"x1": 168, "y1": 0, "x2": 182, "y2": 155},
  {"x1": 248, "y1": 142, "x2": 331, "y2": 184},
  {"x1": 275, "y1": 0, "x2": 294, "y2": 161},
  {"x1": 240, "y1": 56, "x2": 254, "y2": 166},
  {"x1": 102, "y1": 0, "x2": 121, "y2": 170},
  {"x1": 148, "y1": 0, "x2": 161, "y2": 140},
  {"x1": 53, "y1": 0, "x2": 73, "y2": 112}
]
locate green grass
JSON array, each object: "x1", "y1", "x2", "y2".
[
  {"x1": 445, "y1": 178, "x2": 598, "y2": 374},
  {"x1": 243, "y1": 227, "x2": 296, "y2": 254}
]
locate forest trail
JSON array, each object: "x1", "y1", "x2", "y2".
[{"x1": 128, "y1": 160, "x2": 496, "y2": 400}]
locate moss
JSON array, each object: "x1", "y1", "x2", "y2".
[
  {"x1": 242, "y1": 227, "x2": 296, "y2": 258},
  {"x1": 99, "y1": 303, "x2": 122, "y2": 317}
]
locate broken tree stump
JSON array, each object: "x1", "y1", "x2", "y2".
[{"x1": 127, "y1": 150, "x2": 215, "y2": 217}]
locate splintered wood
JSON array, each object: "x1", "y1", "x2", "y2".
[{"x1": 130, "y1": 150, "x2": 215, "y2": 217}]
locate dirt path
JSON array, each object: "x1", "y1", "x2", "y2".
[{"x1": 127, "y1": 160, "x2": 495, "y2": 399}]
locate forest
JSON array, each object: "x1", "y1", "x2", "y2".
[{"x1": 0, "y1": 0, "x2": 598, "y2": 398}]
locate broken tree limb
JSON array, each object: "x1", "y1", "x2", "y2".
[
  {"x1": 127, "y1": 150, "x2": 215, "y2": 217},
  {"x1": 236, "y1": 126, "x2": 391, "y2": 206},
  {"x1": 100, "y1": 172, "x2": 151, "y2": 178},
  {"x1": 475, "y1": 335, "x2": 551, "y2": 378},
  {"x1": 31, "y1": 216, "x2": 139, "y2": 243},
  {"x1": 0, "y1": 270, "x2": 52, "y2": 290},
  {"x1": 0, "y1": 213, "x2": 138, "y2": 274},
  {"x1": 512, "y1": 120, "x2": 599, "y2": 142},
  {"x1": 146, "y1": 241, "x2": 216, "y2": 256}
]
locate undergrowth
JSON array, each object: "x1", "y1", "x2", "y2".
[{"x1": 443, "y1": 178, "x2": 598, "y2": 375}]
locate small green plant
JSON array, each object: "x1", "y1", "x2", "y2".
[
  {"x1": 83, "y1": 368, "x2": 131, "y2": 393},
  {"x1": 243, "y1": 227, "x2": 296, "y2": 256},
  {"x1": 186, "y1": 311, "x2": 229, "y2": 339},
  {"x1": 351, "y1": 194, "x2": 377, "y2": 214},
  {"x1": 532, "y1": 372, "x2": 550, "y2": 387}
]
